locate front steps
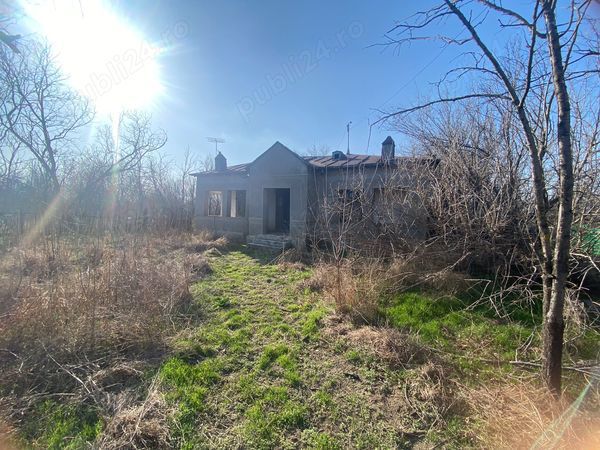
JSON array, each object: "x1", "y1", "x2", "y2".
[{"x1": 247, "y1": 234, "x2": 293, "y2": 252}]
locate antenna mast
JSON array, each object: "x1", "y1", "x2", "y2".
[
  {"x1": 206, "y1": 137, "x2": 225, "y2": 153},
  {"x1": 346, "y1": 121, "x2": 352, "y2": 155}
]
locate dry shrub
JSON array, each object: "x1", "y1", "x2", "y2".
[
  {"x1": 91, "y1": 361, "x2": 146, "y2": 393},
  {"x1": 275, "y1": 248, "x2": 312, "y2": 269},
  {"x1": 190, "y1": 254, "x2": 213, "y2": 280},
  {"x1": 385, "y1": 249, "x2": 470, "y2": 295},
  {"x1": 279, "y1": 261, "x2": 306, "y2": 272},
  {"x1": 298, "y1": 265, "x2": 326, "y2": 293},
  {"x1": 346, "y1": 326, "x2": 431, "y2": 368},
  {"x1": 17, "y1": 242, "x2": 69, "y2": 280},
  {"x1": 0, "y1": 231, "x2": 220, "y2": 436},
  {"x1": 310, "y1": 247, "x2": 470, "y2": 323},
  {"x1": 98, "y1": 378, "x2": 172, "y2": 449},
  {"x1": 184, "y1": 230, "x2": 229, "y2": 253},
  {"x1": 1, "y1": 241, "x2": 191, "y2": 371},
  {"x1": 465, "y1": 379, "x2": 600, "y2": 449},
  {"x1": 310, "y1": 262, "x2": 382, "y2": 324}
]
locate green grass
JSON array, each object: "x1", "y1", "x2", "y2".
[
  {"x1": 160, "y1": 248, "x2": 600, "y2": 448},
  {"x1": 383, "y1": 291, "x2": 535, "y2": 365},
  {"x1": 382, "y1": 288, "x2": 600, "y2": 379},
  {"x1": 25, "y1": 245, "x2": 596, "y2": 448},
  {"x1": 158, "y1": 250, "x2": 322, "y2": 448},
  {"x1": 22, "y1": 401, "x2": 102, "y2": 450},
  {"x1": 157, "y1": 248, "x2": 421, "y2": 448}
]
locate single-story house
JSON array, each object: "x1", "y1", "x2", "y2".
[{"x1": 192, "y1": 137, "x2": 428, "y2": 249}]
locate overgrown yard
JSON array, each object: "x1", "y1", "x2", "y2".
[
  {"x1": 158, "y1": 250, "x2": 450, "y2": 449},
  {"x1": 1, "y1": 239, "x2": 599, "y2": 448}
]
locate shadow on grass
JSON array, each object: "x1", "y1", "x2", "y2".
[{"x1": 235, "y1": 244, "x2": 288, "y2": 265}]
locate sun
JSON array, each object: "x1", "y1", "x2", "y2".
[{"x1": 21, "y1": 0, "x2": 164, "y2": 115}]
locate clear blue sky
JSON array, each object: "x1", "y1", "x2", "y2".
[
  {"x1": 111, "y1": 0, "x2": 477, "y2": 165},
  {"x1": 84, "y1": 0, "x2": 549, "y2": 167},
  {"x1": 18, "y1": 1, "x2": 593, "y2": 166}
]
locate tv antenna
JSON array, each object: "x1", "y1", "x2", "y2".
[
  {"x1": 206, "y1": 137, "x2": 225, "y2": 153},
  {"x1": 346, "y1": 121, "x2": 352, "y2": 155}
]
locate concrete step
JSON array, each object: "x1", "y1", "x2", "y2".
[
  {"x1": 247, "y1": 234, "x2": 293, "y2": 251},
  {"x1": 253, "y1": 234, "x2": 291, "y2": 242}
]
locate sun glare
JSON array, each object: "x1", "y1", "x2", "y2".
[{"x1": 21, "y1": 0, "x2": 164, "y2": 114}]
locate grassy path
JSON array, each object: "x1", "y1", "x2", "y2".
[{"x1": 159, "y1": 249, "x2": 444, "y2": 449}]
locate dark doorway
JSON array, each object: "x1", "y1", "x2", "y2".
[
  {"x1": 264, "y1": 188, "x2": 290, "y2": 234},
  {"x1": 275, "y1": 188, "x2": 290, "y2": 233}
]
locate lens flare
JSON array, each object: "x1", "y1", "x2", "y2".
[{"x1": 21, "y1": 0, "x2": 164, "y2": 114}]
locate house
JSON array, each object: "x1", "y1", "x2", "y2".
[{"x1": 192, "y1": 136, "x2": 428, "y2": 250}]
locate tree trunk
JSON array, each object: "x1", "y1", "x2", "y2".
[{"x1": 541, "y1": 0, "x2": 574, "y2": 397}]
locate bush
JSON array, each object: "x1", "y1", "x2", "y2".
[{"x1": 0, "y1": 231, "x2": 221, "y2": 445}]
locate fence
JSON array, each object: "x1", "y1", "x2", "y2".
[{"x1": 0, "y1": 210, "x2": 194, "y2": 249}]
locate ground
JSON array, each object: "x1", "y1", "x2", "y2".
[
  {"x1": 6, "y1": 243, "x2": 599, "y2": 449},
  {"x1": 161, "y1": 250, "x2": 432, "y2": 449}
]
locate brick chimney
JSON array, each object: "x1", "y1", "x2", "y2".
[
  {"x1": 381, "y1": 136, "x2": 395, "y2": 161},
  {"x1": 215, "y1": 151, "x2": 227, "y2": 171}
]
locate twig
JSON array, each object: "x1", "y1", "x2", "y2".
[{"x1": 509, "y1": 360, "x2": 599, "y2": 376}]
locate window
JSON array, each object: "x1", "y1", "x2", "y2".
[
  {"x1": 338, "y1": 189, "x2": 362, "y2": 205},
  {"x1": 208, "y1": 191, "x2": 223, "y2": 216},
  {"x1": 230, "y1": 190, "x2": 246, "y2": 218},
  {"x1": 337, "y1": 189, "x2": 362, "y2": 222},
  {"x1": 338, "y1": 189, "x2": 354, "y2": 203}
]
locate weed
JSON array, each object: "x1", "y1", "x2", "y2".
[
  {"x1": 301, "y1": 429, "x2": 341, "y2": 449},
  {"x1": 302, "y1": 306, "x2": 328, "y2": 339},
  {"x1": 23, "y1": 401, "x2": 102, "y2": 450},
  {"x1": 258, "y1": 344, "x2": 290, "y2": 370}
]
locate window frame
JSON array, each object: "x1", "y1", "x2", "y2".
[
  {"x1": 207, "y1": 191, "x2": 223, "y2": 217},
  {"x1": 232, "y1": 190, "x2": 246, "y2": 218}
]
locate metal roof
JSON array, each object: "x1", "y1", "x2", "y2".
[
  {"x1": 304, "y1": 154, "x2": 387, "y2": 168},
  {"x1": 190, "y1": 163, "x2": 249, "y2": 176},
  {"x1": 192, "y1": 153, "x2": 425, "y2": 176}
]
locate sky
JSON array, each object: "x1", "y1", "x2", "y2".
[
  {"x1": 14, "y1": 0, "x2": 532, "y2": 166},
  {"x1": 112, "y1": 0, "x2": 475, "y2": 165}
]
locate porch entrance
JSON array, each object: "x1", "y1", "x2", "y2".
[{"x1": 263, "y1": 188, "x2": 290, "y2": 234}]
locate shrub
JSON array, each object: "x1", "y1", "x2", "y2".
[{"x1": 0, "y1": 231, "x2": 221, "y2": 445}]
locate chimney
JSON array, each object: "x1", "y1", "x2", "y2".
[
  {"x1": 215, "y1": 151, "x2": 227, "y2": 171},
  {"x1": 331, "y1": 150, "x2": 347, "y2": 160},
  {"x1": 381, "y1": 136, "x2": 395, "y2": 161}
]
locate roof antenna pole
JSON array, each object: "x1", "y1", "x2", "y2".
[
  {"x1": 206, "y1": 137, "x2": 225, "y2": 153},
  {"x1": 346, "y1": 121, "x2": 352, "y2": 155}
]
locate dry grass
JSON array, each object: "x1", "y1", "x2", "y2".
[
  {"x1": 0, "y1": 230, "x2": 222, "y2": 444},
  {"x1": 314, "y1": 251, "x2": 600, "y2": 448},
  {"x1": 308, "y1": 262, "x2": 382, "y2": 324},
  {"x1": 322, "y1": 314, "x2": 462, "y2": 441},
  {"x1": 464, "y1": 378, "x2": 600, "y2": 449},
  {"x1": 0, "y1": 421, "x2": 20, "y2": 450},
  {"x1": 323, "y1": 314, "x2": 432, "y2": 368},
  {"x1": 98, "y1": 377, "x2": 172, "y2": 449},
  {"x1": 347, "y1": 326, "x2": 433, "y2": 369},
  {"x1": 378, "y1": 361, "x2": 460, "y2": 439},
  {"x1": 308, "y1": 250, "x2": 469, "y2": 325}
]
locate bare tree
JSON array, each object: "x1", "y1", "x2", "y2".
[
  {"x1": 303, "y1": 144, "x2": 332, "y2": 157},
  {"x1": 199, "y1": 149, "x2": 215, "y2": 172},
  {"x1": 0, "y1": 40, "x2": 94, "y2": 194},
  {"x1": 179, "y1": 145, "x2": 200, "y2": 207},
  {"x1": 72, "y1": 111, "x2": 167, "y2": 221},
  {"x1": 396, "y1": 101, "x2": 532, "y2": 275},
  {"x1": 378, "y1": 0, "x2": 599, "y2": 395}
]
